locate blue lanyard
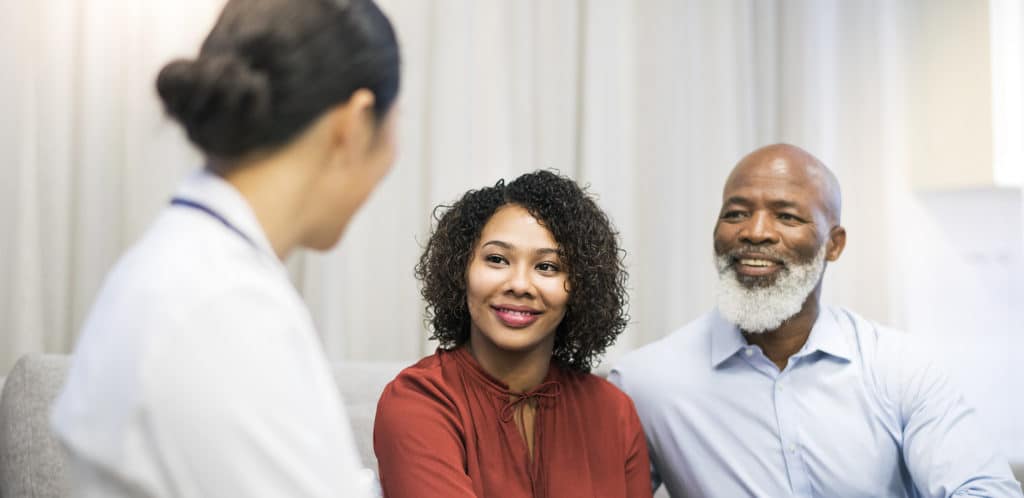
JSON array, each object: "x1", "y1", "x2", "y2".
[{"x1": 170, "y1": 197, "x2": 255, "y2": 247}]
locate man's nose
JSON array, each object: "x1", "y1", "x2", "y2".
[{"x1": 739, "y1": 211, "x2": 779, "y2": 245}]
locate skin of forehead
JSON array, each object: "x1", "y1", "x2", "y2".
[{"x1": 724, "y1": 144, "x2": 842, "y2": 225}]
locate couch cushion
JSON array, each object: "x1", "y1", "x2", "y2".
[
  {"x1": 0, "y1": 353, "x2": 406, "y2": 498},
  {"x1": 330, "y1": 361, "x2": 407, "y2": 473},
  {"x1": 0, "y1": 354, "x2": 71, "y2": 498}
]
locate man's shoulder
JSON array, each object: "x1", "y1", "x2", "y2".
[
  {"x1": 610, "y1": 311, "x2": 717, "y2": 393},
  {"x1": 826, "y1": 306, "x2": 945, "y2": 394},
  {"x1": 619, "y1": 312, "x2": 715, "y2": 363},
  {"x1": 827, "y1": 306, "x2": 925, "y2": 359}
]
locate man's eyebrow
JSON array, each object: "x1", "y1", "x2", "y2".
[
  {"x1": 723, "y1": 197, "x2": 806, "y2": 211},
  {"x1": 767, "y1": 199, "x2": 803, "y2": 210},
  {"x1": 723, "y1": 196, "x2": 752, "y2": 206}
]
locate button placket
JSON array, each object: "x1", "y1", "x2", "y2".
[{"x1": 774, "y1": 372, "x2": 813, "y2": 497}]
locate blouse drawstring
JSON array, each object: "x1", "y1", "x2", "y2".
[{"x1": 499, "y1": 381, "x2": 562, "y2": 422}]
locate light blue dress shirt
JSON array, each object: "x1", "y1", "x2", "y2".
[{"x1": 610, "y1": 306, "x2": 1022, "y2": 498}]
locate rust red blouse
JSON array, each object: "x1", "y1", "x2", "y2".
[{"x1": 373, "y1": 347, "x2": 652, "y2": 498}]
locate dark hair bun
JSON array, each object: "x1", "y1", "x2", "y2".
[
  {"x1": 154, "y1": 0, "x2": 399, "y2": 163},
  {"x1": 156, "y1": 54, "x2": 273, "y2": 158}
]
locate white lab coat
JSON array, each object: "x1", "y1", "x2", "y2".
[{"x1": 51, "y1": 170, "x2": 374, "y2": 497}]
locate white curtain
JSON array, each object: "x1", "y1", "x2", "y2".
[
  {"x1": 4, "y1": 0, "x2": 1021, "y2": 460},
  {"x1": 0, "y1": 0, "x2": 220, "y2": 370},
  {"x1": 0, "y1": 0, "x2": 911, "y2": 370},
  {"x1": 8, "y1": 0, "x2": 1024, "y2": 420}
]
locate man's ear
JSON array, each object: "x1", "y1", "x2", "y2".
[
  {"x1": 826, "y1": 225, "x2": 846, "y2": 262},
  {"x1": 328, "y1": 88, "x2": 376, "y2": 149}
]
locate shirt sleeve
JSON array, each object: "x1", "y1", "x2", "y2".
[
  {"x1": 373, "y1": 370, "x2": 478, "y2": 498},
  {"x1": 141, "y1": 287, "x2": 375, "y2": 498},
  {"x1": 891, "y1": 340, "x2": 1024, "y2": 497}
]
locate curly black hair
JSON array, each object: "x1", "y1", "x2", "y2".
[{"x1": 415, "y1": 170, "x2": 629, "y2": 372}]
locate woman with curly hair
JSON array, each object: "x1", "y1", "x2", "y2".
[{"x1": 374, "y1": 170, "x2": 651, "y2": 498}]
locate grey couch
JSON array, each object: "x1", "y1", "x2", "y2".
[
  {"x1": 2, "y1": 355, "x2": 1021, "y2": 498},
  {"x1": 0, "y1": 354, "x2": 406, "y2": 498}
]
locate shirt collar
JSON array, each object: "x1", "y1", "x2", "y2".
[
  {"x1": 710, "y1": 306, "x2": 853, "y2": 368},
  {"x1": 172, "y1": 168, "x2": 279, "y2": 261},
  {"x1": 799, "y1": 307, "x2": 853, "y2": 362},
  {"x1": 710, "y1": 309, "x2": 748, "y2": 368}
]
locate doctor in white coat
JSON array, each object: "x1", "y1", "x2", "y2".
[{"x1": 51, "y1": 0, "x2": 401, "y2": 496}]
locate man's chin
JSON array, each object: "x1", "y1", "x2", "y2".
[
  {"x1": 716, "y1": 245, "x2": 828, "y2": 334},
  {"x1": 734, "y1": 273, "x2": 781, "y2": 289}
]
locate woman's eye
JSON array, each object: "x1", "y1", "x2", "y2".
[
  {"x1": 536, "y1": 262, "x2": 560, "y2": 272},
  {"x1": 485, "y1": 254, "x2": 507, "y2": 265}
]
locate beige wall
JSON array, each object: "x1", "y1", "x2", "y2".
[{"x1": 906, "y1": 0, "x2": 995, "y2": 190}]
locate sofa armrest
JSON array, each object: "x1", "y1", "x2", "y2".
[{"x1": 0, "y1": 354, "x2": 71, "y2": 498}]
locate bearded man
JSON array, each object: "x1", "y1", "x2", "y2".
[{"x1": 610, "y1": 144, "x2": 1022, "y2": 497}]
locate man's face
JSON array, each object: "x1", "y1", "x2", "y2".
[
  {"x1": 713, "y1": 158, "x2": 831, "y2": 287},
  {"x1": 712, "y1": 156, "x2": 839, "y2": 333}
]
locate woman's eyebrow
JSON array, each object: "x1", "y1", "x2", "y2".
[
  {"x1": 481, "y1": 240, "x2": 512, "y2": 249},
  {"x1": 481, "y1": 240, "x2": 558, "y2": 256}
]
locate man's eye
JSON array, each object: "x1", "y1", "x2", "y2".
[
  {"x1": 778, "y1": 213, "x2": 801, "y2": 222},
  {"x1": 721, "y1": 211, "x2": 746, "y2": 219}
]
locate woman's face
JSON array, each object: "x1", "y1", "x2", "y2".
[
  {"x1": 465, "y1": 204, "x2": 570, "y2": 358},
  {"x1": 354, "y1": 104, "x2": 399, "y2": 197},
  {"x1": 309, "y1": 99, "x2": 399, "y2": 250}
]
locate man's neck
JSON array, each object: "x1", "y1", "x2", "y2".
[{"x1": 743, "y1": 297, "x2": 820, "y2": 371}]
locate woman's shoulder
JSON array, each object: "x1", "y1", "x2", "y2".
[
  {"x1": 374, "y1": 350, "x2": 472, "y2": 440},
  {"x1": 556, "y1": 367, "x2": 635, "y2": 408},
  {"x1": 553, "y1": 368, "x2": 644, "y2": 438},
  {"x1": 378, "y1": 350, "x2": 465, "y2": 407}
]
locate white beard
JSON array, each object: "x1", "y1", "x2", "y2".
[{"x1": 715, "y1": 244, "x2": 827, "y2": 333}]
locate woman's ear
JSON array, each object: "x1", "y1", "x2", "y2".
[
  {"x1": 826, "y1": 225, "x2": 846, "y2": 262},
  {"x1": 327, "y1": 88, "x2": 377, "y2": 149}
]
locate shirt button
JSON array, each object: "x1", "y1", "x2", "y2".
[
  {"x1": 776, "y1": 385, "x2": 783, "y2": 392},
  {"x1": 744, "y1": 348, "x2": 754, "y2": 357},
  {"x1": 788, "y1": 445, "x2": 797, "y2": 453}
]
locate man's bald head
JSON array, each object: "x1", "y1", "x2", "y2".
[
  {"x1": 724, "y1": 143, "x2": 842, "y2": 225},
  {"x1": 713, "y1": 143, "x2": 848, "y2": 335}
]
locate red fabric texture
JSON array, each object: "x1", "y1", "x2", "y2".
[{"x1": 374, "y1": 347, "x2": 652, "y2": 498}]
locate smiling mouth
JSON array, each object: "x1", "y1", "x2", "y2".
[
  {"x1": 494, "y1": 307, "x2": 539, "y2": 315},
  {"x1": 731, "y1": 254, "x2": 786, "y2": 279},
  {"x1": 737, "y1": 258, "x2": 778, "y2": 268},
  {"x1": 492, "y1": 306, "x2": 541, "y2": 327}
]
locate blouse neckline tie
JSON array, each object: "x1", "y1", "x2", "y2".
[{"x1": 499, "y1": 381, "x2": 562, "y2": 422}]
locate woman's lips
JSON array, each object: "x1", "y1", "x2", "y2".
[{"x1": 492, "y1": 306, "x2": 541, "y2": 328}]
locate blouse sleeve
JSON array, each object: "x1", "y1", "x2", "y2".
[
  {"x1": 621, "y1": 394, "x2": 654, "y2": 498},
  {"x1": 373, "y1": 371, "x2": 478, "y2": 498}
]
